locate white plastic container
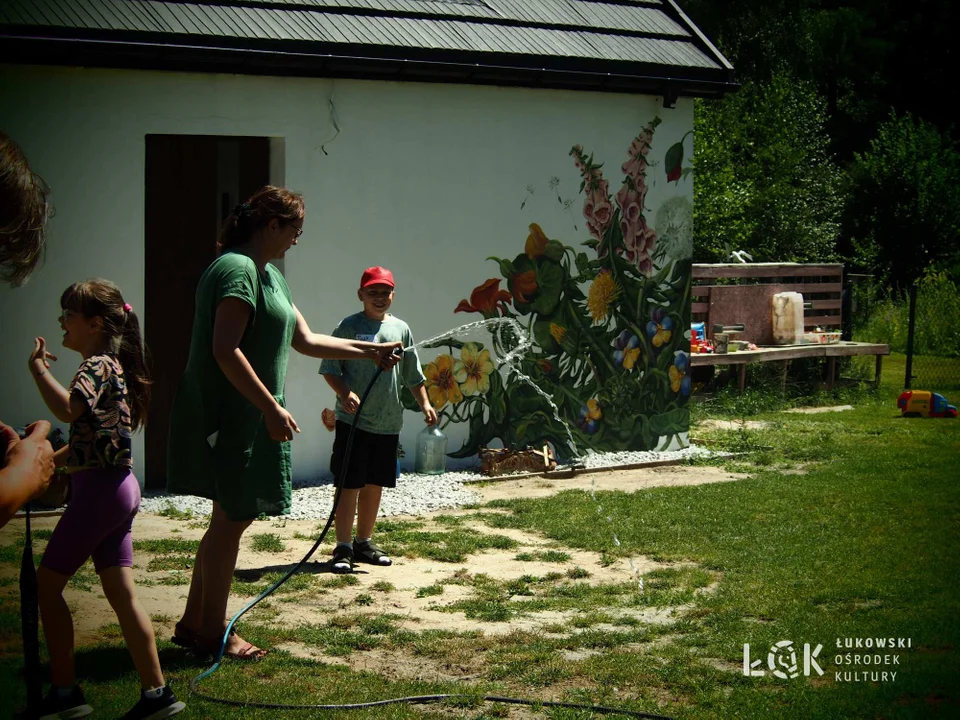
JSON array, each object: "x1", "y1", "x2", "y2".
[{"x1": 771, "y1": 292, "x2": 804, "y2": 345}]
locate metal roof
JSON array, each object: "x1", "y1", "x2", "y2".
[{"x1": 0, "y1": 0, "x2": 736, "y2": 97}]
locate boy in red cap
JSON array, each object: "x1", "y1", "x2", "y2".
[{"x1": 320, "y1": 266, "x2": 438, "y2": 572}]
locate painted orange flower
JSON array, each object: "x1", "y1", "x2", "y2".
[
  {"x1": 511, "y1": 270, "x2": 538, "y2": 304},
  {"x1": 425, "y1": 354, "x2": 463, "y2": 410},
  {"x1": 454, "y1": 343, "x2": 495, "y2": 396},
  {"x1": 525, "y1": 223, "x2": 549, "y2": 259},
  {"x1": 549, "y1": 323, "x2": 567, "y2": 344},
  {"x1": 455, "y1": 278, "x2": 512, "y2": 316},
  {"x1": 321, "y1": 408, "x2": 336, "y2": 432}
]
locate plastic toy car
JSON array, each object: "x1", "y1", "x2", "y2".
[
  {"x1": 690, "y1": 326, "x2": 714, "y2": 354},
  {"x1": 897, "y1": 390, "x2": 958, "y2": 418}
]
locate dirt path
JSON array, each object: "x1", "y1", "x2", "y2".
[{"x1": 0, "y1": 464, "x2": 746, "y2": 655}]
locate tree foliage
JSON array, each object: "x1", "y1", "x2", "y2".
[
  {"x1": 685, "y1": 0, "x2": 960, "y2": 286},
  {"x1": 846, "y1": 112, "x2": 960, "y2": 291},
  {"x1": 693, "y1": 74, "x2": 843, "y2": 264}
]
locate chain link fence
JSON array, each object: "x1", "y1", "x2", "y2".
[
  {"x1": 850, "y1": 272, "x2": 960, "y2": 393},
  {"x1": 903, "y1": 283, "x2": 960, "y2": 392}
]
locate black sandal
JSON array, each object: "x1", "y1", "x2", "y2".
[
  {"x1": 330, "y1": 544, "x2": 354, "y2": 574},
  {"x1": 353, "y1": 540, "x2": 392, "y2": 566}
]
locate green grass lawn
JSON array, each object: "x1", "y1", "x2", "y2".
[{"x1": 1, "y1": 355, "x2": 958, "y2": 718}]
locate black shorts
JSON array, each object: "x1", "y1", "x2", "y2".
[{"x1": 330, "y1": 421, "x2": 399, "y2": 490}]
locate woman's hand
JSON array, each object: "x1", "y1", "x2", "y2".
[
  {"x1": 28, "y1": 337, "x2": 57, "y2": 378},
  {"x1": 2, "y1": 420, "x2": 55, "y2": 501},
  {"x1": 373, "y1": 342, "x2": 403, "y2": 370},
  {"x1": 422, "y1": 403, "x2": 438, "y2": 427},
  {"x1": 339, "y1": 391, "x2": 361, "y2": 414},
  {"x1": 264, "y1": 403, "x2": 300, "y2": 443}
]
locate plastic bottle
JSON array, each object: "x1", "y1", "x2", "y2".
[
  {"x1": 415, "y1": 426, "x2": 448, "y2": 475},
  {"x1": 771, "y1": 292, "x2": 804, "y2": 345}
]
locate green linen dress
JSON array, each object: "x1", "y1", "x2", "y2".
[{"x1": 166, "y1": 251, "x2": 296, "y2": 521}]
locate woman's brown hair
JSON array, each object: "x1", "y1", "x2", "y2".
[
  {"x1": 217, "y1": 185, "x2": 304, "y2": 255},
  {"x1": 60, "y1": 280, "x2": 152, "y2": 431},
  {"x1": 0, "y1": 131, "x2": 53, "y2": 286}
]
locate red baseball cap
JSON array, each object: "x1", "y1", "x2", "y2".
[{"x1": 360, "y1": 266, "x2": 395, "y2": 289}]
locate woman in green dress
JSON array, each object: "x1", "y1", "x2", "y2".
[{"x1": 166, "y1": 186, "x2": 400, "y2": 660}]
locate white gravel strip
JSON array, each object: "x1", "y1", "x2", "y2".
[{"x1": 139, "y1": 446, "x2": 717, "y2": 520}]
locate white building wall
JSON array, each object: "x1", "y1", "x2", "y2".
[{"x1": 0, "y1": 64, "x2": 693, "y2": 482}]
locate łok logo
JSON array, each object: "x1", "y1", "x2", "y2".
[{"x1": 744, "y1": 641, "x2": 824, "y2": 678}]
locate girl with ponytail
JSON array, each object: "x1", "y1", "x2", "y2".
[{"x1": 26, "y1": 279, "x2": 185, "y2": 719}]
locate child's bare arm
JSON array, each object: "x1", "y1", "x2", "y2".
[
  {"x1": 411, "y1": 384, "x2": 438, "y2": 426},
  {"x1": 322, "y1": 373, "x2": 360, "y2": 413},
  {"x1": 28, "y1": 337, "x2": 80, "y2": 423}
]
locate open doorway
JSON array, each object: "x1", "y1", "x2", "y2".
[{"x1": 143, "y1": 135, "x2": 276, "y2": 489}]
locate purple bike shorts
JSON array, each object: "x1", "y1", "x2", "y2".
[{"x1": 40, "y1": 467, "x2": 141, "y2": 576}]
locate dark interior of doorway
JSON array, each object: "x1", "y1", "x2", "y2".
[{"x1": 144, "y1": 135, "x2": 270, "y2": 489}]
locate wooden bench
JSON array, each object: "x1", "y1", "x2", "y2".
[{"x1": 689, "y1": 263, "x2": 889, "y2": 390}]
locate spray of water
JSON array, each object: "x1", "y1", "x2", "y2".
[
  {"x1": 406, "y1": 316, "x2": 645, "y2": 594},
  {"x1": 407, "y1": 317, "x2": 580, "y2": 459}
]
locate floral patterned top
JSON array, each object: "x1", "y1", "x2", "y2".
[{"x1": 68, "y1": 354, "x2": 133, "y2": 469}]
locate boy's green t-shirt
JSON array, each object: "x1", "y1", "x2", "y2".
[{"x1": 319, "y1": 313, "x2": 426, "y2": 435}]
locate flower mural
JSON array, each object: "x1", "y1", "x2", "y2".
[
  {"x1": 454, "y1": 343, "x2": 494, "y2": 396},
  {"x1": 613, "y1": 330, "x2": 641, "y2": 371},
  {"x1": 510, "y1": 270, "x2": 538, "y2": 304},
  {"x1": 424, "y1": 354, "x2": 463, "y2": 410},
  {"x1": 587, "y1": 269, "x2": 619, "y2": 325},
  {"x1": 549, "y1": 323, "x2": 567, "y2": 345},
  {"x1": 321, "y1": 408, "x2": 336, "y2": 432},
  {"x1": 525, "y1": 223, "x2": 549, "y2": 259},
  {"x1": 646, "y1": 307, "x2": 674, "y2": 349},
  {"x1": 578, "y1": 399, "x2": 603, "y2": 433},
  {"x1": 669, "y1": 352, "x2": 691, "y2": 396},
  {"x1": 455, "y1": 278, "x2": 512, "y2": 317},
  {"x1": 403, "y1": 117, "x2": 692, "y2": 457}
]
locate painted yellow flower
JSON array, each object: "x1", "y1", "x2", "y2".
[
  {"x1": 669, "y1": 352, "x2": 691, "y2": 396},
  {"x1": 646, "y1": 309, "x2": 674, "y2": 348},
  {"x1": 549, "y1": 323, "x2": 567, "y2": 344},
  {"x1": 653, "y1": 325, "x2": 672, "y2": 347},
  {"x1": 424, "y1": 354, "x2": 463, "y2": 410},
  {"x1": 587, "y1": 269, "x2": 619, "y2": 324},
  {"x1": 578, "y1": 398, "x2": 602, "y2": 433},
  {"x1": 614, "y1": 330, "x2": 641, "y2": 371},
  {"x1": 525, "y1": 223, "x2": 549, "y2": 259},
  {"x1": 584, "y1": 398, "x2": 602, "y2": 420},
  {"x1": 669, "y1": 365, "x2": 685, "y2": 393},
  {"x1": 454, "y1": 342, "x2": 494, "y2": 396}
]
